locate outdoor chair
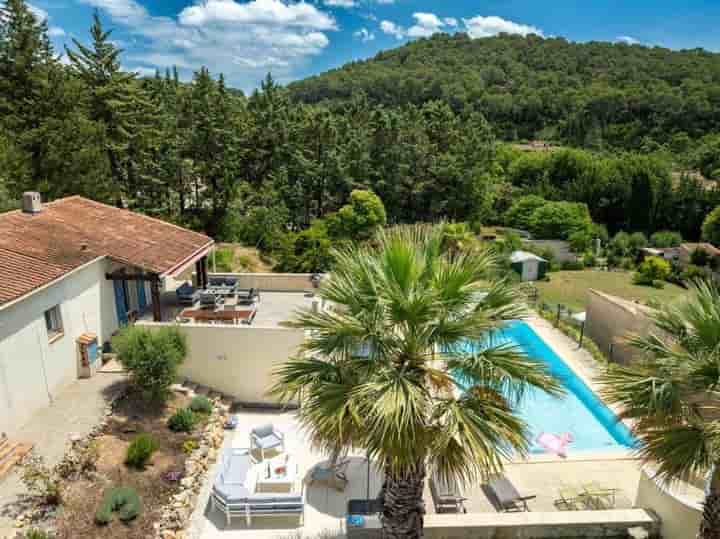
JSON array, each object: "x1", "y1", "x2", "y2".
[
  {"x1": 429, "y1": 474, "x2": 467, "y2": 513},
  {"x1": 486, "y1": 475, "x2": 536, "y2": 512},
  {"x1": 176, "y1": 282, "x2": 200, "y2": 306},
  {"x1": 581, "y1": 481, "x2": 618, "y2": 509},
  {"x1": 554, "y1": 483, "x2": 590, "y2": 511},
  {"x1": 250, "y1": 424, "x2": 285, "y2": 460},
  {"x1": 199, "y1": 291, "x2": 221, "y2": 309}
]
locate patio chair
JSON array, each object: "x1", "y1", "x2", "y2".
[
  {"x1": 199, "y1": 291, "x2": 221, "y2": 309},
  {"x1": 176, "y1": 282, "x2": 200, "y2": 306},
  {"x1": 486, "y1": 475, "x2": 536, "y2": 512},
  {"x1": 429, "y1": 474, "x2": 467, "y2": 513},
  {"x1": 581, "y1": 481, "x2": 619, "y2": 509},
  {"x1": 250, "y1": 424, "x2": 285, "y2": 460},
  {"x1": 554, "y1": 483, "x2": 589, "y2": 511}
]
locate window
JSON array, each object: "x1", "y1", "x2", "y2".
[{"x1": 44, "y1": 305, "x2": 64, "y2": 341}]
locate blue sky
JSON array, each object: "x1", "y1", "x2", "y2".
[{"x1": 31, "y1": 0, "x2": 720, "y2": 91}]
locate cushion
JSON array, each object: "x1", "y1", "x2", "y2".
[
  {"x1": 176, "y1": 282, "x2": 196, "y2": 296},
  {"x1": 213, "y1": 483, "x2": 250, "y2": 503},
  {"x1": 252, "y1": 424, "x2": 274, "y2": 438},
  {"x1": 256, "y1": 434, "x2": 282, "y2": 449}
]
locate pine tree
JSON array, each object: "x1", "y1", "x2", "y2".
[{"x1": 66, "y1": 12, "x2": 148, "y2": 205}]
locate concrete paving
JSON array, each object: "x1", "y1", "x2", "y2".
[{"x1": 0, "y1": 372, "x2": 127, "y2": 538}]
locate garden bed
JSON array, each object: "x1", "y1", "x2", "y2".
[{"x1": 34, "y1": 390, "x2": 222, "y2": 539}]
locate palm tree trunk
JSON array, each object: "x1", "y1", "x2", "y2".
[
  {"x1": 380, "y1": 462, "x2": 426, "y2": 539},
  {"x1": 699, "y1": 465, "x2": 720, "y2": 539}
]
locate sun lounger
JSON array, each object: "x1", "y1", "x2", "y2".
[
  {"x1": 211, "y1": 448, "x2": 304, "y2": 527},
  {"x1": 429, "y1": 474, "x2": 467, "y2": 513},
  {"x1": 486, "y1": 475, "x2": 536, "y2": 512},
  {"x1": 554, "y1": 483, "x2": 589, "y2": 511}
]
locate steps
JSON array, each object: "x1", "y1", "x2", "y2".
[{"x1": 0, "y1": 434, "x2": 34, "y2": 480}]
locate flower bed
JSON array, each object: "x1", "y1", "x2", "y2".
[{"x1": 15, "y1": 387, "x2": 227, "y2": 539}]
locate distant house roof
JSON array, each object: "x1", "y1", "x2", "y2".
[
  {"x1": 510, "y1": 250, "x2": 546, "y2": 263},
  {"x1": 0, "y1": 196, "x2": 213, "y2": 306},
  {"x1": 680, "y1": 242, "x2": 720, "y2": 257}
]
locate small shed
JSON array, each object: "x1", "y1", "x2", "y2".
[{"x1": 510, "y1": 251, "x2": 548, "y2": 281}]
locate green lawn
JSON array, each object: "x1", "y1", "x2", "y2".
[{"x1": 534, "y1": 270, "x2": 687, "y2": 312}]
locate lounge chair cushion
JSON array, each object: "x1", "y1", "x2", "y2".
[
  {"x1": 254, "y1": 433, "x2": 282, "y2": 449},
  {"x1": 253, "y1": 424, "x2": 274, "y2": 438}
]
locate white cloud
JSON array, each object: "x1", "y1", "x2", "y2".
[
  {"x1": 380, "y1": 20, "x2": 405, "y2": 40},
  {"x1": 78, "y1": 0, "x2": 338, "y2": 87},
  {"x1": 616, "y1": 35, "x2": 639, "y2": 45},
  {"x1": 323, "y1": 0, "x2": 357, "y2": 7},
  {"x1": 48, "y1": 26, "x2": 66, "y2": 37},
  {"x1": 462, "y1": 15, "x2": 543, "y2": 38},
  {"x1": 381, "y1": 12, "x2": 458, "y2": 40},
  {"x1": 178, "y1": 0, "x2": 336, "y2": 30},
  {"x1": 353, "y1": 27, "x2": 375, "y2": 42}
]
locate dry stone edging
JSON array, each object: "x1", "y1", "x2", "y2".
[{"x1": 153, "y1": 387, "x2": 228, "y2": 539}]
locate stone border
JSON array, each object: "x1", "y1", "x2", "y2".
[{"x1": 154, "y1": 389, "x2": 228, "y2": 539}]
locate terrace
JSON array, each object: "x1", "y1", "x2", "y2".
[{"x1": 194, "y1": 408, "x2": 655, "y2": 539}]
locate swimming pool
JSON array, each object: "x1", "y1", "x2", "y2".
[{"x1": 456, "y1": 320, "x2": 637, "y2": 454}]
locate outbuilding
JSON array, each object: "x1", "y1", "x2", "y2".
[{"x1": 510, "y1": 250, "x2": 548, "y2": 281}]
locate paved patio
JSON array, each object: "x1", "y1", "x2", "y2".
[
  {"x1": 190, "y1": 409, "x2": 642, "y2": 539},
  {"x1": 0, "y1": 372, "x2": 127, "y2": 538}
]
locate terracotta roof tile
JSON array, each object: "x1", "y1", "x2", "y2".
[{"x1": 0, "y1": 196, "x2": 213, "y2": 306}]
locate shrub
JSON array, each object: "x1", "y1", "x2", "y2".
[
  {"x1": 633, "y1": 256, "x2": 671, "y2": 286},
  {"x1": 690, "y1": 248, "x2": 711, "y2": 267},
  {"x1": 189, "y1": 395, "x2": 213, "y2": 415},
  {"x1": 95, "y1": 487, "x2": 141, "y2": 525},
  {"x1": 650, "y1": 230, "x2": 682, "y2": 248},
  {"x1": 182, "y1": 439, "x2": 198, "y2": 454},
  {"x1": 561, "y1": 259, "x2": 585, "y2": 271},
  {"x1": 25, "y1": 530, "x2": 50, "y2": 539},
  {"x1": 168, "y1": 408, "x2": 196, "y2": 432},
  {"x1": 112, "y1": 326, "x2": 187, "y2": 403},
  {"x1": 213, "y1": 247, "x2": 235, "y2": 272},
  {"x1": 20, "y1": 455, "x2": 61, "y2": 505},
  {"x1": 125, "y1": 434, "x2": 159, "y2": 469}
]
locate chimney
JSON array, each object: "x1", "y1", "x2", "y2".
[{"x1": 22, "y1": 192, "x2": 42, "y2": 214}]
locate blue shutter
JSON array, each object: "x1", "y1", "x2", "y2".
[
  {"x1": 114, "y1": 280, "x2": 128, "y2": 326},
  {"x1": 137, "y1": 279, "x2": 147, "y2": 311}
]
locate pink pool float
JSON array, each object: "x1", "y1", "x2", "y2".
[{"x1": 536, "y1": 432, "x2": 574, "y2": 457}]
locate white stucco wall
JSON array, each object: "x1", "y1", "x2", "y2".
[
  {"x1": 137, "y1": 321, "x2": 305, "y2": 404},
  {"x1": 0, "y1": 257, "x2": 120, "y2": 435}
]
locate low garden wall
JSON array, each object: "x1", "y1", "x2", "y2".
[
  {"x1": 635, "y1": 467, "x2": 703, "y2": 539},
  {"x1": 137, "y1": 322, "x2": 305, "y2": 406},
  {"x1": 347, "y1": 510, "x2": 659, "y2": 539},
  {"x1": 202, "y1": 272, "x2": 326, "y2": 292}
]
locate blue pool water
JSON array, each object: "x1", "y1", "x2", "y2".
[{"x1": 456, "y1": 321, "x2": 637, "y2": 454}]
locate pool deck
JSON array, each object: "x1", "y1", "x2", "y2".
[{"x1": 190, "y1": 314, "x2": 646, "y2": 539}]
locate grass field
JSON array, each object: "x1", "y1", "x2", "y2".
[{"x1": 534, "y1": 269, "x2": 687, "y2": 311}]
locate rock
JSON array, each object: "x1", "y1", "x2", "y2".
[{"x1": 180, "y1": 476, "x2": 195, "y2": 488}]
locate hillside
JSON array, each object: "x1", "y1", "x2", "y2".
[{"x1": 288, "y1": 33, "x2": 720, "y2": 149}]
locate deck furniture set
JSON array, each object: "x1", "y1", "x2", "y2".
[
  {"x1": 211, "y1": 423, "x2": 304, "y2": 527},
  {"x1": 175, "y1": 277, "x2": 260, "y2": 325}
]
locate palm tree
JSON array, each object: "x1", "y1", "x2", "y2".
[
  {"x1": 599, "y1": 280, "x2": 720, "y2": 539},
  {"x1": 273, "y1": 225, "x2": 563, "y2": 539}
]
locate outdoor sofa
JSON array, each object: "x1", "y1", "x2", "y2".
[
  {"x1": 211, "y1": 448, "x2": 304, "y2": 527},
  {"x1": 176, "y1": 282, "x2": 200, "y2": 306}
]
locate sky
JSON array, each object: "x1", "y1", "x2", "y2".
[{"x1": 30, "y1": 0, "x2": 720, "y2": 91}]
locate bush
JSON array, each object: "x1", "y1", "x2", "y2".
[
  {"x1": 168, "y1": 408, "x2": 196, "y2": 432},
  {"x1": 182, "y1": 439, "x2": 198, "y2": 454},
  {"x1": 561, "y1": 259, "x2": 585, "y2": 271},
  {"x1": 582, "y1": 252, "x2": 597, "y2": 268},
  {"x1": 189, "y1": 395, "x2": 213, "y2": 415},
  {"x1": 650, "y1": 230, "x2": 682, "y2": 248},
  {"x1": 112, "y1": 326, "x2": 187, "y2": 403},
  {"x1": 25, "y1": 530, "x2": 50, "y2": 539},
  {"x1": 20, "y1": 455, "x2": 61, "y2": 505},
  {"x1": 633, "y1": 256, "x2": 671, "y2": 286},
  {"x1": 690, "y1": 248, "x2": 711, "y2": 267},
  {"x1": 125, "y1": 434, "x2": 159, "y2": 469},
  {"x1": 95, "y1": 487, "x2": 141, "y2": 525},
  {"x1": 213, "y1": 247, "x2": 235, "y2": 272}
]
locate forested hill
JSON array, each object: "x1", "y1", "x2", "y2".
[{"x1": 288, "y1": 33, "x2": 720, "y2": 149}]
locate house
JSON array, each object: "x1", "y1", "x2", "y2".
[
  {"x1": 0, "y1": 193, "x2": 213, "y2": 434},
  {"x1": 677, "y1": 242, "x2": 720, "y2": 266},
  {"x1": 510, "y1": 250, "x2": 548, "y2": 281}
]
